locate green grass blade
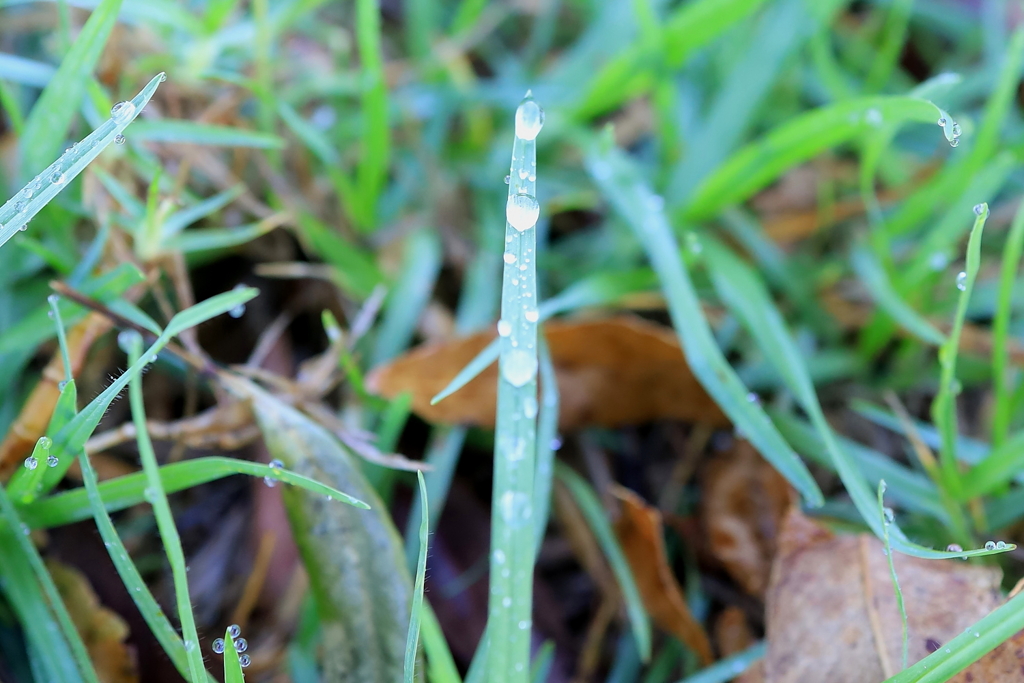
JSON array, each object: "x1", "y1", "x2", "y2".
[
  {"x1": 404, "y1": 427, "x2": 466, "y2": 570},
  {"x1": 20, "y1": 455, "x2": 369, "y2": 529},
  {"x1": 991, "y1": 199, "x2": 1024, "y2": 445},
  {"x1": 486, "y1": 93, "x2": 544, "y2": 683},
  {"x1": 684, "y1": 96, "x2": 954, "y2": 221},
  {"x1": 421, "y1": 602, "x2": 462, "y2": 683},
  {"x1": 884, "y1": 588, "x2": 1024, "y2": 683},
  {"x1": 700, "y1": 237, "x2": 998, "y2": 557},
  {"x1": 879, "y1": 481, "x2": 909, "y2": 670},
  {"x1": 573, "y1": 0, "x2": 768, "y2": 119},
  {"x1": 0, "y1": 73, "x2": 164, "y2": 249},
  {"x1": 932, "y1": 205, "x2": 988, "y2": 498},
  {"x1": 124, "y1": 331, "x2": 206, "y2": 683},
  {"x1": 354, "y1": 0, "x2": 388, "y2": 231},
  {"x1": 161, "y1": 185, "x2": 245, "y2": 238},
  {"x1": 864, "y1": 0, "x2": 913, "y2": 91},
  {"x1": 371, "y1": 229, "x2": 443, "y2": 367},
  {"x1": 533, "y1": 332, "x2": 558, "y2": 557},
  {"x1": 404, "y1": 471, "x2": 429, "y2": 683},
  {"x1": 224, "y1": 627, "x2": 245, "y2": 683},
  {"x1": 851, "y1": 245, "x2": 945, "y2": 345},
  {"x1": 164, "y1": 286, "x2": 257, "y2": 337},
  {"x1": 586, "y1": 141, "x2": 823, "y2": 507},
  {"x1": 959, "y1": 430, "x2": 1024, "y2": 500},
  {"x1": 0, "y1": 482, "x2": 101, "y2": 683},
  {"x1": 530, "y1": 641, "x2": 555, "y2": 683},
  {"x1": 19, "y1": 0, "x2": 123, "y2": 176},
  {"x1": 673, "y1": 642, "x2": 765, "y2": 683},
  {"x1": 77, "y1": 441, "x2": 217, "y2": 683},
  {"x1": 555, "y1": 462, "x2": 651, "y2": 661}
]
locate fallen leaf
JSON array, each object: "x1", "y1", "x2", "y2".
[
  {"x1": 48, "y1": 560, "x2": 137, "y2": 683},
  {"x1": 702, "y1": 441, "x2": 794, "y2": 597},
  {"x1": 715, "y1": 606, "x2": 764, "y2": 683},
  {"x1": 612, "y1": 485, "x2": 714, "y2": 666},
  {"x1": 765, "y1": 511, "x2": 1002, "y2": 683},
  {"x1": 366, "y1": 316, "x2": 726, "y2": 430}
]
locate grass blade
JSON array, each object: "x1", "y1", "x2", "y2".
[
  {"x1": 128, "y1": 120, "x2": 284, "y2": 148},
  {"x1": 224, "y1": 627, "x2": 245, "y2": 683},
  {"x1": 586, "y1": 140, "x2": 823, "y2": 507},
  {"x1": 673, "y1": 642, "x2": 766, "y2": 683},
  {"x1": 0, "y1": 73, "x2": 165, "y2": 249},
  {"x1": 879, "y1": 481, "x2": 909, "y2": 670},
  {"x1": 932, "y1": 205, "x2": 989, "y2": 498},
  {"x1": 851, "y1": 245, "x2": 945, "y2": 346},
  {"x1": 19, "y1": 0, "x2": 123, "y2": 176},
  {"x1": 991, "y1": 199, "x2": 1024, "y2": 444},
  {"x1": 555, "y1": 462, "x2": 651, "y2": 661},
  {"x1": 404, "y1": 471, "x2": 429, "y2": 683},
  {"x1": 124, "y1": 331, "x2": 206, "y2": 683}
]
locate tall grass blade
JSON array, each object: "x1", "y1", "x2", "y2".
[{"x1": 404, "y1": 471, "x2": 429, "y2": 683}]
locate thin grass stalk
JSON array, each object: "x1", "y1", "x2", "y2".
[
  {"x1": 487, "y1": 93, "x2": 544, "y2": 682},
  {"x1": 991, "y1": 200, "x2": 1024, "y2": 445},
  {"x1": 124, "y1": 332, "x2": 207, "y2": 682}
]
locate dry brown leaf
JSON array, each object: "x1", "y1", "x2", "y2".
[
  {"x1": 48, "y1": 560, "x2": 137, "y2": 683},
  {"x1": 702, "y1": 442, "x2": 794, "y2": 597},
  {"x1": 366, "y1": 316, "x2": 726, "y2": 430},
  {"x1": 765, "y1": 511, "x2": 1002, "y2": 683},
  {"x1": 612, "y1": 485, "x2": 714, "y2": 666}
]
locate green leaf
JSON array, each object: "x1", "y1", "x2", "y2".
[
  {"x1": 224, "y1": 627, "x2": 245, "y2": 683},
  {"x1": 850, "y1": 245, "x2": 945, "y2": 346},
  {"x1": 19, "y1": 0, "x2": 124, "y2": 177},
  {"x1": 128, "y1": 120, "x2": 285, "y2": 148},
  {"x1": 404, "y1": 472, "x2": 429, "y2": 683}
]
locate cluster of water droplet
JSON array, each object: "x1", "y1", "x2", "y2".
[
  {"x1": 264, "y1": 459, "x2": 284, "y2": 487},
  {"x1": 211, "y1": 623, "x2": 250, "y2": 666},
  {"x1": 24, "y1": 436, "x2": 57, "y2": 470},
  {"x1": 984, "y1": 540, "x2": 1007, "y2": 551},
  {"x1": 937, "y1": 116, "x2": 962, "y2": 147}
]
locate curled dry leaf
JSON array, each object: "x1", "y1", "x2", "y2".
[
  {"x1": 48, "y1": 560, "x2": 137, "y2": 683},
  {"x1": 765, "y1": 511, "x2": 1002, "y2": 683},
  {"x1": 611, "y1": 485, "x2": 714, "y2": 666},
  {"x1": 702, "y1": 441, "x2": 794, "y2": 597},
  {"x1": 366, "y1": 316, "x2": 726, "y2": 430}
]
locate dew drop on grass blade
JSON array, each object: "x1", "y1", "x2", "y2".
[{"x1": 0, "y1": 73, "x2": 166, "y2": 249}]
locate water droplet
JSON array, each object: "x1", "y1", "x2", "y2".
[
  {"x1": 114, "y1": 134, "x2": 126, "y2": 145},
  {"x1": 117, "y1": 329, "x2": 141, "y2": 353},
  {"x1": 269, "y1": 459, "x2": 283, "y2": 470},
  {"x1": 110, "y1": 101, "x2": 136, "y2": 123},
  {"x1": 24, "y1": 456, "x2": 37, "y2": 470},
  {"x1": 973, "y1": 203, "x2": 986, "y2": 216},
  {"x1": 950, "y1": 137, "x2": 960, "y2": 147},
  {"x1": 946, "y1": 543, "x2": 963, "y2": 553},
  {"x1": 882, "y1": 548, "x2": 889, "y2": 556},
  {"x1": 523, "y1": 396, "x2": 538, "y2": 419},
  {"x1": 503, "y1": 252, "x2": 516, "y2": 264},
  {"x1": 952, "y1": 122, "x2": 962, "y2": 137},
  {"x1": 51, "y1": 172, "x2": 65, "y2": 185},
  {"x1": 158, "y1": 72, "x2": 167, "y2": 82},
  {"x1": 184, "y1": 639, "x2": 196, "y2": 652},
  {"x1": 502, "y1": 349, "x2": 537, "y2": 387},
  {"x1": 550, "y1": 436, "x2": 563, "y2": 451},
  {"x1": 883, "y1": 507, "x2": 894, "y2": 524},
  {"x1": 524, "y1": 309, "x2": 539, "y2": 323},
  {"x1": 46, "y1": 455, "x2": 58, "y2": 468},
  {"x1": 58, "y1": 380, "x2": 68, "y2": 391},
  {"x1": 234, "y1": 638, "x2": 247, "y2": 652},
  {"x1": 493, "y1": 549, "x2": 506, "y2": 565},
  {"x1": 685, "y1": 232, "x2": 703, "y2": 255},
  {"x1": 239, "y1": 654, "x2": 251, "y2": 667},
  {"x1": 212, "y1": 638, "x2": 225, "y2": 654},
  {"x1": 497, "y1": 320, "x2": 512, "y2": 337},
  {"x1": 518, "y1": 168, "x2": 529, "y2": 180},
  {"x1": 143, "y1": 487, "x2": 156, "y2": 502},
  {"x1": 47, "y1": 294, "x2": 59, "y2": 306},
  {"x1": 929, "y1": 252, "x2": 949, "y2": 271},
  {"x1": 985, "y1": 541, "x2": 996, "y2": 550},
  {"x1": 865, "y1": 108, "x2": 883, "y2": 126},
  {"x1": 499, "y1": 491, "x2": 531, "y2": 528},
  {"x1": 506, "y1": 193, "x2": 540, "y2": 232},
  {"x1": 746, "y1": 392, "x2": 760, "y2": 405},
  {"x1": 514, "y1": 97, "x2": 545, "y2": 140},
  {"x1": 938, "y1": 117, "x2": 947, "y2": 127},
  {"x1": 518, "y1": 619, "x2": 531, "y2": 630},
  {"x1": 945, "y1": 647, "x2": 951, "y2": 653},
  {"x1": 996, "y1": 540, "x2": 1007, "y2": 550},
  {"x1": 38, "y1": 436, "x2": 51, "y2": 450},
  {"x1": 956, "y1": 271, "x2": 967, "y2": 291},
  {"x1": 502, "y1": 597, "x2": 512, "y2": 607},
  {"x1": 263, "y1": 476, "x2": 276, "y2": 487},
  {"x1": 228, "y1": 624, "x2": 241, "y2": 639},
  {"x1": 504, "y1": 175, "x2": 510, "y2": 184}
]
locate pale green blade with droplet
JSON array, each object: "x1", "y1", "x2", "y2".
[{"x1": 0, "y1": 73, "x2": 165, "y2": 250}]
